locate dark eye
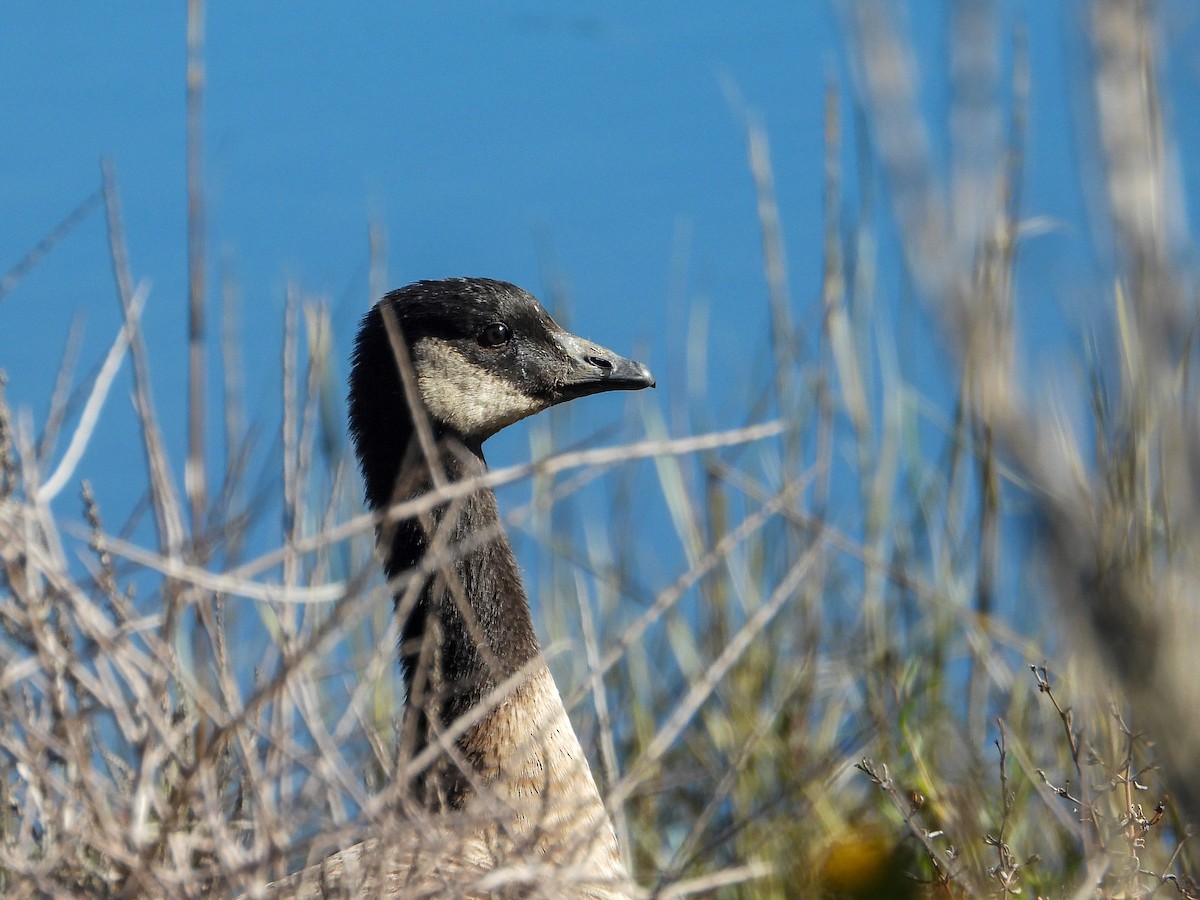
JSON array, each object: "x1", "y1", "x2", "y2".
[{"x1": 479, "y1": 322, "x2": 512, "y2": 348}]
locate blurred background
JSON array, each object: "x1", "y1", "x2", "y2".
[{"x1": 13, "y1": 3, "x2": 1195, "y2": 496}]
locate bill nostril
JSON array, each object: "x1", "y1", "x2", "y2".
[{"x1": 586, "y1": 354, "x2": 613, "y2": 373}]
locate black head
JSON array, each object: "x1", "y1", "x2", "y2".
[{"x1": 348, "y1": 278, "x2": 654, "y2": 506}]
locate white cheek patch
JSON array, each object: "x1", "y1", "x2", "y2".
[{"x1": 412, "y1": 339, "x2": 548, "y2": 437}]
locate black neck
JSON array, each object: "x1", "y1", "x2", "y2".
[
  {"x1": 363, "y1": 417, "x2": 542, "y2": 731},
  {"x1": 347, "y1": 307, "x2": 543, "y2": 779}
]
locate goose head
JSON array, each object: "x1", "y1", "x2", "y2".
[{"x1": 349, "y1": 278, "x2": 655, "y2": 505}]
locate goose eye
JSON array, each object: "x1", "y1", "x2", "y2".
[{"x1": 479, "y1": 322, "x2": 512, "y2": 348}]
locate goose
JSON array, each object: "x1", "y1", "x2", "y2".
[{"x1": 276, "y1": 278, "x2": 653, "y2": 898}]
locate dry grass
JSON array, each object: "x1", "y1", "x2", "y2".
[{"x1": 2, "y1": 2, "x2": 1199, "y2": 897}]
